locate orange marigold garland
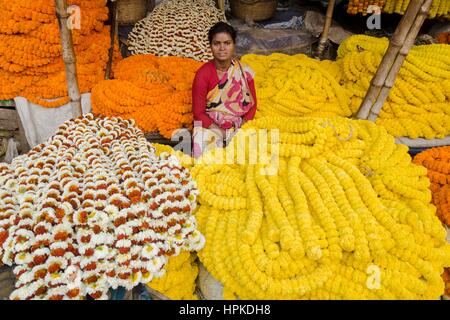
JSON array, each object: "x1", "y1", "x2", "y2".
[
  {"x1": 92, "y1": 55, "x2": 202, "y2": 139},
  {"x1": 414, "y1": 146, "x2": 450, "y2": 226},
  {"x1": 444, "y1": 268, "x2": 450, "y2": 297},
  {"x1": 0, "y1": 0, "x2": 121, "y2": 107}
]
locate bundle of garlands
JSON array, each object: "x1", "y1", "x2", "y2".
[
  {"x1": 414, "y1": 146, "x2": 450, "y2": 227},
  {"x1": 383, "y1": 0, "x2": 450, "y2": 19},
  {"x1": 127, "y1": 0, "x2": 226, "y2": 62},
  {"x1": 337, "y1": 35, "x2": 450, "y2": 139},
  {"x1": 190, "y1": 116, "x2": 450, "y2": 299},
  {"x1": 0, "y1": 0, "x2": 121, "y2": 107},
  {"x1": 91, "y1": 55, "x2": 202, "y2": 139},
  {"x1": 0, "y1": 114, "x2": 204, "y2": 300}
]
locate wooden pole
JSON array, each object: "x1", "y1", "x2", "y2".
[
  {"x1": 106, "y1": 0, "x2": 118, "y2": 80},
  {"x1": 355, "y1": 0, "x2": 425, "y2": 120},
  {"x1": 366, "y1": 0, "x2": 434, "y2": 121},
  {"x1": 316, "y1": 0, "x2": 336, "y2": 59},
  {"x1": 55, "y1": 0, "x2": 82, "y2": 118}
]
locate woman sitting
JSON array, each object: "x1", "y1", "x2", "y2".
[{"x1": 192, "y1": 22, "x2": 257, "y2": 158}]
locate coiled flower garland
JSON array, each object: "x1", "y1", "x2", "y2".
[
  {"x1": 190, "y1": 116, "x2": 450, "y2": 299},
  {"x1": 0, "y1": 0, "x2": 121, "y2": 106},
  {"x1": 127, "y1": 0, "x2": 226, "y2": 62},
  {"x1": 91, "y1": 55, "x2": 202, "y2": 139},
  {"x1": 241, "y1": 53, "x2": 352, "y2": 119},
  {"x1": 383, "y1": 0, "x2": 450, "y2": 19},
  {"x1": 0, "y1": 114, "x2": 204, "y2": 300},
  {"x1": 414, "y1": 146, "x2": 450, "y2": 227},
  {"x1": 338, "y1": 35, "x2": 450, "y2": 139}
]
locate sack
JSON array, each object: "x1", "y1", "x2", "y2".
[
  {"x1": 4, "y1": 138, "x2": 19, "y2": 163},
  {"x1": 197, "y1": 262, "x2": 224, "y2": 300}
]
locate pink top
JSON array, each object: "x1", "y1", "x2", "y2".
[{"x1": 192, "y1": 60, "x2": 257, "y2": 128}]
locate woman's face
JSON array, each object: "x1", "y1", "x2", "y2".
[{"x1": 211, "y1": 32, "x2": 235, "y2": 62}]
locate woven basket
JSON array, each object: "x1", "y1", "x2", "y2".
[
  {"x1": 230, "y1": 0, "x2": 278, "y2": 22},
  {"x1": 117, "y1": 0, "x2": 155, "y2": 25}
]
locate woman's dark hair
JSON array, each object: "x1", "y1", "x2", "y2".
[{"x1": 208, "y1": 22, "x2": 237, "y2": 44}]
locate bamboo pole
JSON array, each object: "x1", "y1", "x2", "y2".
[
  {"x1": 55, "y1": 0, "x2": 82, "y2": 118},
  {"x1": 355, "y1": 0, "x2": 425, "y2": 120},
  {"x1": 316, "y1": 0, "x2": 336, "y2": 59},
  {"x1": 366, "y1": 0, "x2": 434, "y2": 121},
  {"x1": 106, "y1": 0, "x2": 118, "y2": 80}
]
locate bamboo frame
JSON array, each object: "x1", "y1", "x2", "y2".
[
  {"x1": 55, "y1": 0, "x2": 83, "y2": 117},
  {"x1": 356, "y1": 0, "x2": 433, "y2": 120},
  {"x1": 366, "y1": 0, "x2": 434, "y2": 121},
  {"x1": 316, "y1": 0, "x2": 336, "y2": 59},
  {"x1": 106, "y1": 0, "x2": 119, "y2": 80}
]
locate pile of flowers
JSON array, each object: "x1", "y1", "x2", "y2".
[
  {"x1": 0, "y1": 113, "x2": 204, "y2": 300},
  {"x1": 0, "y1": 0, "x2": 121, "y2": 107},
  {"x1": 438, "y1": 32, "x2": 450, "y2": 44},
  {"x1": 147, "y1": 251, "x2": 199, "y2": 300},
  {"x1": 347, "y1": 0, "x2": 385, "y2": 15},
  {"x1": 383, "y1": 0, "x2": 450, "y2": 19},
  {"x1": 337, "y1": 35, "x2": 450, "y2": 139},
  {"x1": 241, "y1": 53, "x2": 352, "y2": 119},
  {"x1": 127, "y1": 0, "x2": 226, "y2": 62},
  {"x1": 444, "y1": 268, "x2": 450, "y2": 297},
  {"x1": 92, "y1": 55, "x2": 202, "y2": 139},
  {"x1": 413, "y1": 146, "x2": 450, "y2": 227},
  {"x1": 190, "y1": 116, "x2": 450, "y2": 299}
]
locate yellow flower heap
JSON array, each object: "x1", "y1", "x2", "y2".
[
  {"x1": 191, "y1": 116, "x2": 450, "y2": 299},
  {"x1": 241, "y1": 54, "x2": 352, "y2": 119},
  {"x1": 147, "y1": 252, "x2": 199, "y2": 300},
  {"x1": 383, "y1": 0, "x2": 450, "y2": 19},
  {"x1": 338, "y1": 35, "x2": 450, "y2": 139}
]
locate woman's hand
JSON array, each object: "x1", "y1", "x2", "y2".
[{"x1": 208, "y1": 123, "x2": 221, "y2": 130}]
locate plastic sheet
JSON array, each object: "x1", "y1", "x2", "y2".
[
  {"x1": 14, "y1": 93, "x2": 92, "y2": 148},
  {"x1": 235, "y1": 27, "x2": 316, "y2": 56}
]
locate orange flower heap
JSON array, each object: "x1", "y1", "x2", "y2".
[
  {"x1": 444, "y1": 268, "x2": 450, "y2": 297},
  {"x1": 0, "y1": 0, "x2": 121, "y2": 107},
  {"x1": 414, "y1": 146, "x2": 450, "y2": 226},
  {"x1": 92, "y1": 55, "x2": 202, "y2": 139}
]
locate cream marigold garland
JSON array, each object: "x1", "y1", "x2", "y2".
[
  {"x1": 190, "y1": 116, "x2": 450, "y2": 299},
  {"x1": 127, "y1": 0, "x2": 226, "y2": 62},
  {"x1": 0, "y1": 114, "x2": 204, "y2": 300}
]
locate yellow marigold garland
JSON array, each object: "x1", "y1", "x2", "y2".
[
  {"x1": 383, "y1": 0, "x2": 450, "y2": 19},
  {"x1": 338, "y1": 35, "x2": 450, "y2": 139},
  {"x1": 190, "y1": 116, "x2": 450, "y2": 299},
  {"x1": 147, "y1": 252, "x2": 199, "y2": 300},
  {"x1": 241, "y1": 53, "x2": 352, "y2": 119},
  {"x1": 91, "y1": 55, "x2": 202, "y2": 139}
]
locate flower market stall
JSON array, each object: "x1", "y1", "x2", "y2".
[{"x1": 0, "y1": 0, "x2": 450, "y2": 301}]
